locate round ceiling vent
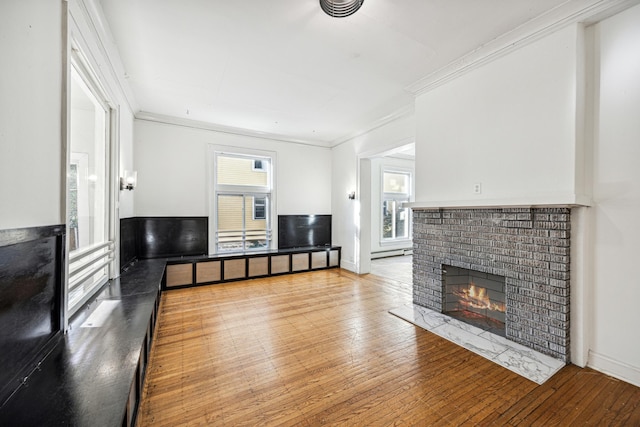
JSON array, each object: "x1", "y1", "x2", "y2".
[{"x1": 319, "y1": 0, "x2": 364, "y2": 18}]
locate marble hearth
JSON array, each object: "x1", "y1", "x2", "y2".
[{"x1": 389, "y1": 304, "x2": 564, "y2": 384}]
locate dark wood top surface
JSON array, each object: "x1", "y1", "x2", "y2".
[{"x1": 0, "y1": 259, "x2": 165, "y2": 426}]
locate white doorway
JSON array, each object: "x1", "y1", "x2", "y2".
[{"x1": 357, "y1": 143, "x2": 415, "y2": 275}]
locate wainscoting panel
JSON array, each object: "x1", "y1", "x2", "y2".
[
  {"x1": 120, "y1": 217, "x2": 138, "y2": 269},
  {"x1": 137, "y1": 217, "x2": 208, "y2": 259},
  {"x1": 0, "y1": 225, "x2": 64, "y2": 405}
]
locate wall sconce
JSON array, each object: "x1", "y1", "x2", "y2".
[
  {"x1": 120, "y1": 170, "x2": 137, "y2": 191},
  {"x1": 348, "y1": 191, "x2": 356, "y2": 200}
]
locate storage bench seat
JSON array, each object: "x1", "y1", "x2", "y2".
[
  {"x1": 0, "y1": 259, "x2": 165, "y2": 427},
  {"x1": 164, "y1": 246, "x2": 341, "y2": 290}
]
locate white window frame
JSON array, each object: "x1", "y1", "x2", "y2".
[
  {"x1": 253, "y1": 196, "x2": 267, "y2": 220},
  {"x1": 208, "y1": 146, "x2": 277, "y2": 254},
  {"x1": 381, "y1": 169, "x2": 412, "y2": 243},
  {"x1": 65, "y1": 40, "x2": 118, "y2": 321}
]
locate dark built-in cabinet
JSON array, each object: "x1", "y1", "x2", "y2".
[{"x1": 164, "y1": 246, "x2": 341, "y2": 289}]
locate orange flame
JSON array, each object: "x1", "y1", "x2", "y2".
[{"x1": 453, "y1": 282, "x2": 505, "y2": 313}]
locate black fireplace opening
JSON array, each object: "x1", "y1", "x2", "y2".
[{"x1": 443, "y1": 265, "x2": 506, "y2": 337}]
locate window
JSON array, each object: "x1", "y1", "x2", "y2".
[
  {"x1": 382, "y1": 170, "x2": 411, "y2": 241},
  {"x1": 212, "y1": 152, "x2": 274, "y2": 252},
  {"x1": 253, "y1": 197, "x2": 266, "y2": 220},
  {"x1": 66, "y1": 49, "x2": 115, "y2": 315}
]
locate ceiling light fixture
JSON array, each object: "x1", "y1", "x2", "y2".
[{"x1": 320, "y1": 0, "x2": 364, "y2": 18}]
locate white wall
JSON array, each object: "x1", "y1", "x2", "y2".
[
  {"x1": 331, "y1": 142, "x2": 359, "y2": 271},
  {"x1": 331, "y1": 114, "x2": 415, "y2": 272},
  {"x1": 134, "y1": 119, "x2": 332, "y2": 217},
  {"x1": 414, "y1": 25, "x2": 582, "y2": 205},
  {"x1": 0, "y1": 1, "x2": 64, "y2": 229},
  {"x1": 370, "y1": 157, "x2": 414, "y2": 255},
  {"x1": 411, "y1": 7, "x2": 640, "y2": 386},
  {"x1": 587, "y1": 4, "x2": 640, "y2": 387},
  {"x1": 118, "y1": 105, "x2": 135, "y2": 219}
]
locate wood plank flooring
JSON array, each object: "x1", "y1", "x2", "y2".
[{"x1": 138, "y1": 269, "x2": 640, "y2": 426}]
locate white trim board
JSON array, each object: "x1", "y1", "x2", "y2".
[
  {"x1": 588, "y1": 350, "x2": 640, "y2": 388},
  {"x1": 406, "y1": 0, "x2": 640, "y2": 96}
]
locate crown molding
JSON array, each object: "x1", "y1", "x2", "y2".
[
  {"x1": 134, "y1": 112, "x2": 336, "y2": 149},
  {"x1": 136, "y1": 102, "x2": 416, "y2": 150},
  {"x1": 331, "y1": 103, "x2": 415, "y2": 148},
  {"x1": 406, "y1": 0, "x2": 640, "y2": 96}
]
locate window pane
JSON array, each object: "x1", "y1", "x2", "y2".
[
  {"x1": 382, "y1": 200, "x2": 395, "y2": 239},
  {"x1": 383, "y1": 172, "x2": 409, "y2": 194},
  {"x1": 217, "y1": 155, "x2": 269, "y2": 187},
  {"x1": 69, "y1": 164, "x2": 79, "y2": 251},
  {"x1": 382, "y1": 199, "x2": 409, "y2": 240},
  {"x1": 216, "y1": 194, "x2": 270, "y2": 252},
  {"x1": 245, "y1": 196, "x2": 268, "y2": 250},
  {"x1": 253, "y1": 196, "x2": 266, "y2": 220},
  {"x1": 70, "y1": 71, "x2": 107, "y2": 252},
  {"x1": 67, "y1": 64, "x2": 111, "y2": 315},
  {"x1": 217, "y1": 194, "x2": 245, "y2": 252},
  {"x1": 395, "y1": 203, "x2": 409, "y2": 239}
]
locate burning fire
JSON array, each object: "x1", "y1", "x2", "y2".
[{"x1": 453, "y1": 283, "x2": 505, "y2": 313}]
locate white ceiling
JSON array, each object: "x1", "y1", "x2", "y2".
[{"x1": 99, "y1": 0, "x2": 574, "y2": 146}]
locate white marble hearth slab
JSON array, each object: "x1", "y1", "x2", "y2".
[{"x1": 389, "y1": 304, "x2": 565, "y2": 384}]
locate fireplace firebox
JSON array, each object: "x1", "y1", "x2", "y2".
[{"x1": 443, "y1": 265, "x2": 506, "y2": 336}]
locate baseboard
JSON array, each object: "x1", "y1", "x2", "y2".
[
  {"x1": 588, "y1": 350, "x2": 640, "y2": 388},
  {"x1": 340, "y1": 260, "x2": 357, "y2": 273},
  {"x1": 371, "y1": 248, "x2": 413, "y2": 259}
]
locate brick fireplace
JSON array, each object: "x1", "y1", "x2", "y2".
[{"x1": 412, "y1": 207, "x2": 570, "y2": 362}]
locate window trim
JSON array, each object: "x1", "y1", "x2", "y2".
[
  {"x1": 65, "y1": 41, "x2": 118, "y2": 322},
  {"x1": 380, "y1": 169, "x2": 412, "y2": 243},
  {"x1": 208, "y1": 146, "x2": 277, "y2": 254},
  {"x1": 253, "y1": 196, "x2": 267, "y2": 220}
]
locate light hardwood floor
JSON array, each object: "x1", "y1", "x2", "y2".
[
  {"x1": 138, "y1": 269, "x2": 640, "y2": 426},
  {"x1": 370, "y1": 255, "x2": 412, "y2": 285}
]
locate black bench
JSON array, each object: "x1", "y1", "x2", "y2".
[{"x1": 0, "y1": 259, "x2": 164, "y2": 427}]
